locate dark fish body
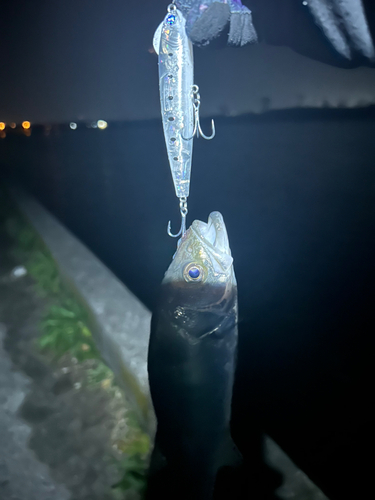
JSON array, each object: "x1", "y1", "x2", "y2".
[{"x1": 146, "y1": 212, "x2": 239, "y2": 499}]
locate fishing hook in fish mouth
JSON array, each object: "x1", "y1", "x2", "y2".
[
  {"x1": 168, "y1": 197, "x2": 188, "y2": 238},
  {"x1": 182, "y1": 85, "x2": 215, "y2": 141}
]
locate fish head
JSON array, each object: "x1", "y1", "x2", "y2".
[
  {"x1": 159, "y1": 211, "x2": 237, "y2": 341},
  {"x1": 163, "y1": 211, "x2": 236, "y2": 303}
]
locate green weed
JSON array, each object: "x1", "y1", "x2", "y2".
[
  {"x1": 112, "y1": 454, "x2": 148, "y2": 495},
  {"x1": 86, "y1": 361, "x2": 114, "y2": 386},
  {"x1": 113, "y1": 416, "x2": 150, "y2": 496},
  {"x1": 39, "y1": 301, "x2": 99, "y2": 361}
]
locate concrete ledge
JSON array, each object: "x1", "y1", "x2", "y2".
[
  {"x1": 10, "y1": 187, "x2": 155, "y2": 432},
  {"x1": 10, "y1": 187, "x2": 329, "y2": 500}
]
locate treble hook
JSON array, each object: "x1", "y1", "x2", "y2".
[
  {"x1": 182, "y1": 85, "x2": 215, "y2": 141},
  {"x1": 167, "y1": 197, "x2": 188, "y2": 238}
]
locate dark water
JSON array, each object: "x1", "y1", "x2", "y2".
[{"x1": 1, "y1": 109, "x2": 374, "y2": 498}]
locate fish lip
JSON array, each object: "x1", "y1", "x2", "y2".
[{"x1": 191, "y1": 211, "x2": 231, "y2": 256}]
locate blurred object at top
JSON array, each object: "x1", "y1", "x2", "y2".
[
  {"x1": 1, "y1": 0, "x2": 375, "y2": 124},
  {"x1": 306, "y1": 0, "x2": 374, "y2": 60},
  {"x1": 175, "y1": 0, "x2": 374, "y2": 65},
  {"x1": 174, "y1": 0, "x2": 258, "y2": 47}
]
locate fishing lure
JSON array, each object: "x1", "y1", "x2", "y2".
[{"x1": 153, "y1": 3, "x2": 215, "y2": 239}]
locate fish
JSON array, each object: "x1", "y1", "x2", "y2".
[
  {"x1": 174, "y1": 0, "x2": 258, "y2": 47},
  {"x1": 146, "y1": 212, "x2": 240, "y2": 499}
]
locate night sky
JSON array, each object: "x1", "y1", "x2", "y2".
[{"x1": 1, "y1": 0, "x2": 375, "y2": 124}]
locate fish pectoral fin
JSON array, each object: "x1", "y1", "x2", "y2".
[
  {"x1": 145, "y1": 435, "x2": 169, "y2": 500},
  {"x1": 147, "y1": 431, "x2": 167, "y2": 479}
]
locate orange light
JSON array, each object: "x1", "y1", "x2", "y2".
[
  {"x1": 0, "y1": 122, "x2": 5, "y2": 130},
  {"x1": 22, "y1": 121, "x2": 31, "y2": 130},
  {"x1": 10, "y1": 122, "x2": 16, "y2": 129}
]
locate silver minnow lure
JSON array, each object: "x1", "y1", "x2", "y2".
[
  {"x1": 153, "y1": 3, "x2": 215, "y2": 239},
  {"x1": 153, "y1": 5, "x2": 194, "y2": 200}
]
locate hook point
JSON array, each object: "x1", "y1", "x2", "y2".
[{"x1": 167, "y1": 220, "x2": 182, "y2": 238}]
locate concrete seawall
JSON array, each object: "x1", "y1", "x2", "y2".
[{"x1": 10, "y1": 187, "x2": 155, "y2": 433}]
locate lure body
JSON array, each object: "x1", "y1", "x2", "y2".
[{"x1": 155, "y1": 8, "x2": 195, "y2": 199}]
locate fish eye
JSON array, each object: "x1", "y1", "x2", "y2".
[{"x1": 183, "y1": 263, "x2": 204, "y2": 283}]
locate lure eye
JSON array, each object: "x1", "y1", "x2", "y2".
[
  {"x1": 183, "y1": 263, "x2": 204, "y2": 283},
  {"x1": 166, "y1": 14, "x2": 176, "y2": 26}
]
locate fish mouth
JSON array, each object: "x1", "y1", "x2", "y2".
[
  {"x1": 191, "y1": 211, "x2": 232, "y2": 258},
  {"x1": 164, "y1": 212, "x2": 235, "y2": 285}
]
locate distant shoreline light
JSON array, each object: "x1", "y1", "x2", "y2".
[
  {"x1": 97, "y1": 120, "x2": 108, "y2": 130},
  {"x1": 77, "y1": 120, "x2": 109, "y2": 129}
]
